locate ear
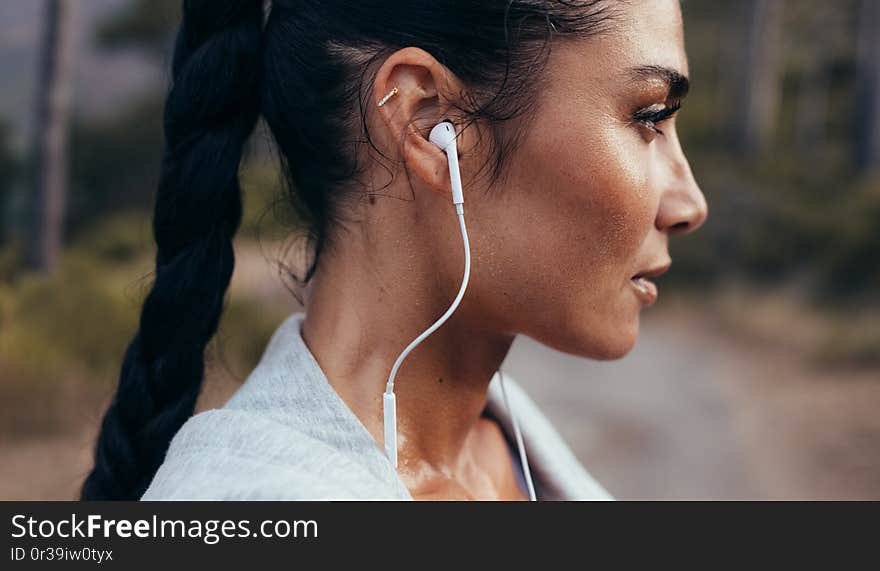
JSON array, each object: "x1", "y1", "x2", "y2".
[{"x1": 372, "y1": 46, "x2": 469, "y2": 204}]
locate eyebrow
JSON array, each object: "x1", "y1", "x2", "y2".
[{"x1": 627, "y1": 65, "x2": 690, "y2": 99}]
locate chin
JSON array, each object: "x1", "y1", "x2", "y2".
[
  {"x1": 589, "y1": 335, "x2": 637, "y2": 361},
  {"x1": 543, "y1": 312, "x2": 640, "y2": 361}
]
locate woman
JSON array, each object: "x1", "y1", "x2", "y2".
[{"x1": 81, "y1": 0, "x2": 707, "y2": 501}]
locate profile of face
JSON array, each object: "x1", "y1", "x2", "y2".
[
  {"x1": 490, "y1": 0, "x2": 708, "y2": 359},
  {"x1": 371, "y1": 0, "x2": 707, "y2": 362}
]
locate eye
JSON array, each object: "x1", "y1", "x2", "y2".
[{"x1": 633, "y1": 100, "x2": 681, "y2": 137}]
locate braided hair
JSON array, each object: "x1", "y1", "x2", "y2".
[{"x1": 80, "y1": 0, "x2": 264, "y2": 500}]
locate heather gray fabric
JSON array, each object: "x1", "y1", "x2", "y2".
[{"x1": 141, "y1": 312, "x2": 613, "y2": 501}]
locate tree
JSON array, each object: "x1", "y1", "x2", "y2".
[
  {"x1": 790, "y1": 2, "x2": 834, "y2": 156},
  {"x1": 96, "y1": 0, "x2": 179, "y2": 57},
  {"x1": 60, "y1": 0, "x2": 177, "y2": 239},
  {"x1": 728, "y1": 0, "x2": 786, "y2": 158},
  {"x1": 0, "y1": 121, "x2": 18, "y2": 246},
  {"x1": 854, "y1": 0, "x2": 880, "y2": 173},
  {"x1": 26, "y1": 0, "x2": 77, "y2": 273}
]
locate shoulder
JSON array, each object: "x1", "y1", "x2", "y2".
[{"x1": 140, "y1": 409, "x2": 403, "y2": 500}]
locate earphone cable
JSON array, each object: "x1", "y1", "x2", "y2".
[
  {"x1": 385, "y1": 203, "x2": 469, "y2": 395},
  {"x1": 383, "y1": 203, "x2": 470, "y2": 467},
  {"x1": 499, "y1": 367, "x2": 537, "y2": 501}
]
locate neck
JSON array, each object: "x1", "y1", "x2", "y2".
[{"x1": 299, "y1": 210, "x2": 514, "y2": 473}]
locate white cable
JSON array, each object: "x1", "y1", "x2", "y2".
[
  {"x1": 383, "y1": 202, "x2": 470, "y2": 468},
  {"x1": 499, "y1": 368, "x2": 537, "y2": 501}
]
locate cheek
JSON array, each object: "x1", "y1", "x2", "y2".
[
  {"x1": 476, "y1": 117, "x2": 657, "y2": 355},
  {"x1": 524, "y1": 122, "x2": 655, "y2": 281},
  {"x1": 565, "y1": 148, "x2": 652, "y2": 264}
]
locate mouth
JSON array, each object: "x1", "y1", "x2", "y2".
[{"x1": 629, "y1": 260, "x2": 671, "y2": 307}]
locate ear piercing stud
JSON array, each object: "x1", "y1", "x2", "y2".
[{"x1": 377, "y1": 86, "x2": 399, "y2": 107}]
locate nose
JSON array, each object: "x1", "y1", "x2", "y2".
[{"x1": 655, "y1": 155, "x2": 708, "y2": 235}]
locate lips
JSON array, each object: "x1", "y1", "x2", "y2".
[
  {"x1": 629, "y1": 276, "x2": 658, "y2": 306},
  {"x1": 629, "y1": 261, "x2": 671, "y2": 307}
]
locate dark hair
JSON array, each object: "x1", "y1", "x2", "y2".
[{"x1": 81, "y1": 0, "x2": 617, "y2": 500}]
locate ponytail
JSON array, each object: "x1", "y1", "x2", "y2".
[{"x1": 81, "y1": 0, "x2": 264, "y2": 500}]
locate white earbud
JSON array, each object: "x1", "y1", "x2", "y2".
[{"x1": 429, "y1": 121, "x2": 464, "y2": 206}]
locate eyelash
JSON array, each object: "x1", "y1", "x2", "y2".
[{"x1": 633, "y1": 100, "x2": 681, "y2": 137}]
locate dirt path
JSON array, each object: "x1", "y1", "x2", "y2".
[
  {"x1": 0, "y1": 429, "x2": 96, "y2": 501},
  {"x1": 506, "y1": 305, "x2": 880, "y2": 499}
]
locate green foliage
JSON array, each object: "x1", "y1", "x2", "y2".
[
  {"x1": 816, "y1": 313, "x2": 880, "y2": 368},
  {"x1": 68, "y1": 95, "x2": 164, "y2": 240},
  {"x1": 677, "y1": 0, "x2": 880, "y2": 305},
  {"x1": 815, "y1": 179, "x2": 880, "y2": 301},
  {"x1": 239, "y1": 156, "x2": 302, "y2": 241},
  {"x1": 70, "y1": 209, "x2": 153, "y2": 263},
  {"x1": 0, "y1": 251, "x2": 141, "y2": 385},
  {"x1": 0, "y1": 120, "x2": 18, "y2": 244},
  {"x1": 0, "y1": 205, "x2": 296, "y2": 394},
  {"x1": 0, "y1": 240, "x2": 23, "y2": 283},
  {"x1": 95, "y1": 0, "x2": 180, "y2": 56}
]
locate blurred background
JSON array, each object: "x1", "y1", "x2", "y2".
[{"x1": 1, "y1": 0, "x2": 878, "y2": 500}]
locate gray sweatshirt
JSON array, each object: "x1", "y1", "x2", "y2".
[{"x1": 141, "y1": 312, "x2": 612, "y2": 500}]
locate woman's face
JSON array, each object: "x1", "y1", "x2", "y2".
[{"x1": 466, "y1": 0, "x2": 707, "y2": 359}]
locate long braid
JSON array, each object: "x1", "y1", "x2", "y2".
[{"x1": 81, "y1": 0, "x2": 264, "y2": 500}]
